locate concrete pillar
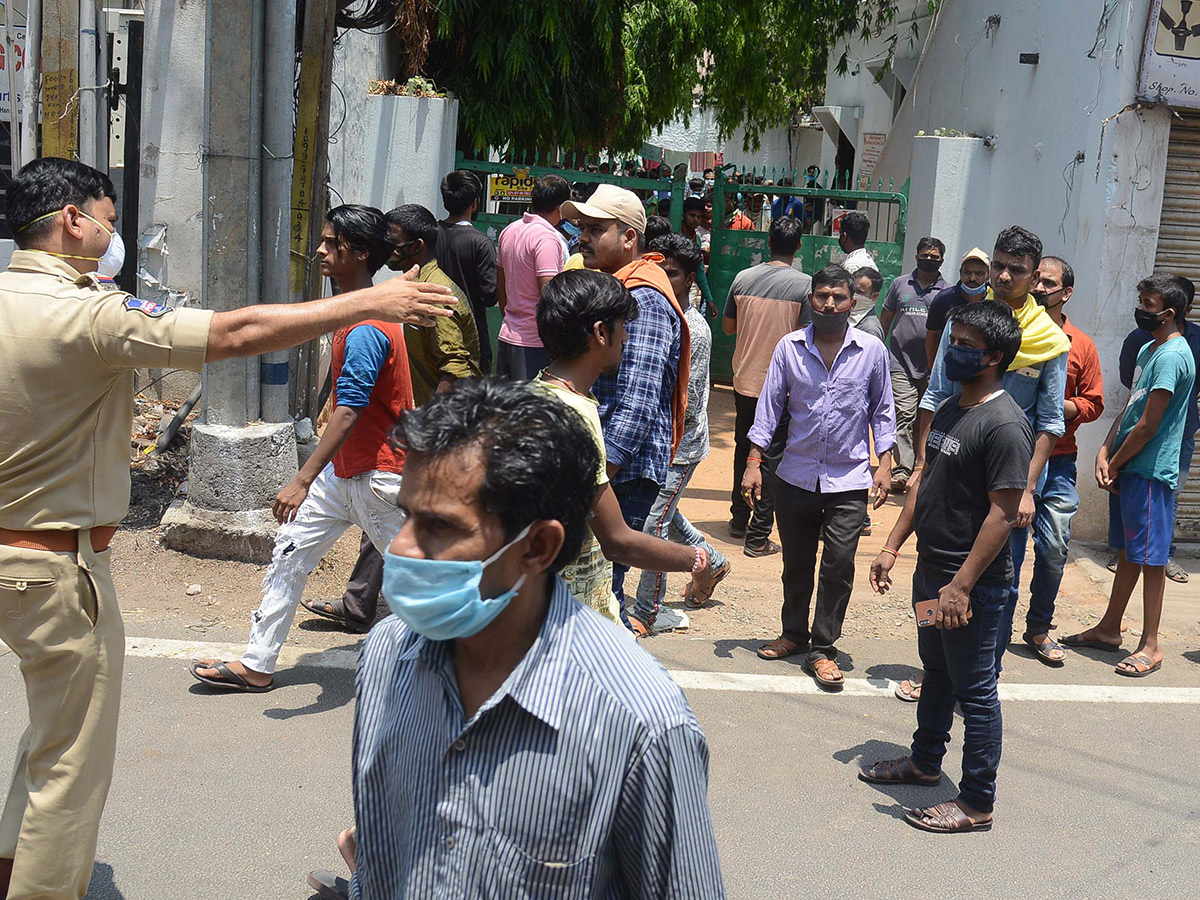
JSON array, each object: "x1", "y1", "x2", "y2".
[
  {"x1": 164, "y1": 0, "x2": 297, "y2": 563},
  {"x1": 906, "y1": 135, "x2": 992, "y2": 267}
]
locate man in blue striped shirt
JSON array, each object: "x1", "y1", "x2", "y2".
[{"x1": 350, "y1": 379, "x2": 725, "y2": 899}]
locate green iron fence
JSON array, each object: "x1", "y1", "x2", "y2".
[{"x1": 707, "y1": 167, "x2": 910, "y2": 380}]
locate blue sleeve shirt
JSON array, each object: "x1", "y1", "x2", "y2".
[{"x1": 336, "y1": 324, "x2": 391, "y2": 408}]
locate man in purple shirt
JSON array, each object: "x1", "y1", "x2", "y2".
[{"x1": 743, "y1": 264, "x2": 896, "y2": 689}]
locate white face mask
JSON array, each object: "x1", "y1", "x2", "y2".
[{"x1": 96, "y1": 229, "x2": 126, "y2": 278}]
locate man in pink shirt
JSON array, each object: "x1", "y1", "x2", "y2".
[{"x1": 496, "y1": 174, "x2": 571, "y2": 378}]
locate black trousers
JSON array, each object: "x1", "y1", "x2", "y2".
[
  {"x1": 341, "y1": 531, "x2": 383, "y2": 625},
  {"x1": 730, "y1": 390, "x2": 788, "y2": 546},
  {"x1": 774, "y1": 480, "x2": 867, "y2": 659}
]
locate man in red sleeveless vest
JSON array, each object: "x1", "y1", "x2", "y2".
[{"x1": 191, "y1": 206, "x2": 413, "y2": 691}]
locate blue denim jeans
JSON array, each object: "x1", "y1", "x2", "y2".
[
  {"x1": 634, "y1": 462, "x2": 728, "y2": 622},
  {"x1": 611, "y1": 478, "x2": 664, "y2": 628},
  {"x1": 910, "y1": 565, "x2": 1007, "y2": 815},
  {"x1": 1172, "y1": 433, "x2": 1195, "y2": 557},
  {"x1": 1007, "y1": 455, "x2": 1079, "y2": 651}
]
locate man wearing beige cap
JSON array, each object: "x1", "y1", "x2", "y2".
[
  {"x1": 564, "y1": 184, "x2": 692, "y2": 635},
  {"x1": 925, "y1": 246, "x2": 991, "y2": 370}
]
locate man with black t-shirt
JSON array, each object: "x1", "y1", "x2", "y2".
[{"x1": 861, "y1": 301, "x2": 1032, "y2": 835}]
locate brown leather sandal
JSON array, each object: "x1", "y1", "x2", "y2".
[
  {"x1": 806, "y1": 656, "x2": 845, "y2": 690},
  {"x1": 757, "y1": 637, "x2": 802, "y2": 660},
  {"x1": 858, "y1": 757, "x2": 941, "y2": 786},
  {"x1": 904, "y1": 801, "x2": 993, "y2": 833},
  {"x1": 685, "y1": 560, "x2": 731, "y2": 609}
]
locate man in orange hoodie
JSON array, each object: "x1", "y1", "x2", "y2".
[{"x1": 567, "y1": 184, "x2": 691, "y2": 635}]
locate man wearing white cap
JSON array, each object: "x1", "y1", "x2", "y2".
[
  {"x1": 925, "y1": 247, "x2": 991, "y2": 370},
  {"x1": 564, "y1": 184, "x2": 692, "y2": 635}
]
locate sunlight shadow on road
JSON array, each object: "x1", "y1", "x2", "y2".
[{"x1": 85, "y1": 862, "x2": 125, "y2": 900}]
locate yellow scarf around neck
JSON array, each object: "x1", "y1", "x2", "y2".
[{"x1": 1007, "y1": 293, "x2": 1070, "y2": 371}]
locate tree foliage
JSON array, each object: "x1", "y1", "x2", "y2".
[{"x1": 336, "y1": 0, "x2": 934, "y2": 152}]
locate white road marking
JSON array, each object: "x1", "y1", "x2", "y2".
[{"x1": 124, "y1": 636, "x2": 1200, "y2": 704}]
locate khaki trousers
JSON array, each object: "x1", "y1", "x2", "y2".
[{"x1": 0, "y1": 535, "x2": 124, "y2": 900}]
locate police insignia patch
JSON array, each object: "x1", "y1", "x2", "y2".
[{"x1": 123, "y1": 297, "x2": 169, "y2": 318}]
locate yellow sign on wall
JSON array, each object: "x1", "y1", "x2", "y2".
[{"x1": 489, "y1": 173, "x2": 536, "y2": 203}]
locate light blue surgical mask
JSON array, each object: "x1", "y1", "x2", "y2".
[
  {"x1": 382, "y1": 524, "x2": 532, "y2": 640},
  {"x1": 960, "y1": 281, "x2": 988, "y2": 296}
]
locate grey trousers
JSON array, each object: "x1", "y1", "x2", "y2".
[{"x1": 891, "y1": 370, "x2": 927, "y2": 481}]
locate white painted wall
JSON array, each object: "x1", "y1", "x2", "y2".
[
  {"x1": 870, "y1": 0, "x2": 1167, "y2": 539},
  {"x1": 326, "y1": 30, "x2": 458, "y2": 220},
  {"x1": 651, "y1": 107, "x2": 823, "y2": 175}
]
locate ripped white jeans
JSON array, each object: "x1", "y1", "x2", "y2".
[{"x1": 241, "y1": 464, "x2": 404, "y2": 674}]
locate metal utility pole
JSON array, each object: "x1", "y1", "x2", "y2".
[
  {"x1": 259, "y1": 0, "x2": 297, "y2": 423},
  {"x1": 288, "y1": 0, "x2": 337, "y2": 419},
  {"x1": 201, "y1": 0, "x2": 264, "y2": 425},
  {"x1": 20, "y1": 0, "x2": 39, "y2": 166}
]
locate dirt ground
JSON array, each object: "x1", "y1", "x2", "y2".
[{"x1": 111, "y1": 386, "x2": 1200, "y2": 647}]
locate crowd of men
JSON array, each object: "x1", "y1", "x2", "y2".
[{"x1": 1, "y1": 156, "x2": 1197, "y2": 899}]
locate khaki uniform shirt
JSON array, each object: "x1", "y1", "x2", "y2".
[{"x1": 0, "y1": 251, "x2": 214, "y2": 531}]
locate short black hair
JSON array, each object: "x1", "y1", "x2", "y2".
[
  {"x1": 645, "y1": 215, "x2": 672, "y2": 247},
  {"x1": 703, "y1": 167, "x2": 714, "y2": 177},
  {"x1": 650, "y1": 232, "x2": 702, "y2": 277},
  {"x1": 385, "y1": 203, "x2": 439, "y2": 254},
  {"x1": 439, "y1": 170, "x2": 482, "y2": 216},
  {"x1": 537, "y1": 268, "x2": 639, "y2": 361},
  {"x1": 812, "y1": 263, "x2": 855, "y2": 294},
  {"x1": 7, "y1": 157, "x2": 117, "y2": 247},
  {"x1": 840, "y1": 212, "x2": 870, "y2": 246},
  {"x1": 682, "y1": 196, "x2": 705, "y2": 214},
  {"x1": 688, "y1": 177, "x2": 705, "y2": 193},
  {"x1": 1176, "y1": 274, "x2": 1196, "y2": 306},
  {"x1": 327, "y1": 204, "x2": 392, "y2": 274},
  {"x1": 768, "y1": 216, "x2": 803, "y2": 256},
  {"x1": 391, "y1": 378, "x2": 598, "y2": 573},
  {"x1": 950, "y1": 299, "x2": 1023, "y2": 372},
  {"x1": 994, "y1": 225, "x2": 1043, "y2": 267},
  {"x1": 1137, "y1": 273, "x2": 1190, "y2": 326},
  {"x1": 856, "y1": 267, "x2": 884, "y2": 295},
  {"x1": 657, "y1": 197, "x2": 671, "y2": 218},
  {"x1": 1041, "y1": 256, "x2": 1074, "y2": 290},
  {"x1": 916, "y1": 236, "x2": 945, "y2": 257},
  {"x1": 531, "y1": 174, "x2": 571, "y2": 214}
]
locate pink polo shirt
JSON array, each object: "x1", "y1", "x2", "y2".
[{"x1": 497, "y1": 212, "x2": 568, "y2": 347}]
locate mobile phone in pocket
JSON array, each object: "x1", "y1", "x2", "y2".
[{"x1": 914, "y1": 598, "x2": 938, "y2": 627}]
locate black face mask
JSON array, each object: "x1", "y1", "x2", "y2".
[
  {"x1": 811, "y1": 307, "x2": 851, "y2": 335},
  {"x1": 916, "y1": 258, "x2": 941, "y2": 274},
  {"x1": 1032, "y1": 289, "x2": 1064, "y2": 310},
  {"x1": 1134, "y1": 307, "x2": 1170, "y2": 332}
]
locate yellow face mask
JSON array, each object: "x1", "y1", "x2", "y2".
[{"x1": 17, "y1": 207, "x2": 115, "y2": 262}]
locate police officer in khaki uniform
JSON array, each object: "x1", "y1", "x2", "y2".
[{"x1": 0, "y1": 157, "x2": 454, "y2": 900}]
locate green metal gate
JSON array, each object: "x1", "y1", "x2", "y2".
[
  {"x1": 453, "y1": 150, "x2": 686, "y2": 347},
  {"x1": 707, "y1": 168, "x2": 910, "y2": 380}
]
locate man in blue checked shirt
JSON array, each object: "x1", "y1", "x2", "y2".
[{"x1": 349, "y1": 379, "x2": 725, "y2": 899}]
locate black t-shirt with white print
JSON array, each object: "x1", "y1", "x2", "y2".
[{"x1": 914, "y1": 391, "x2": 1034, "y2": 586}]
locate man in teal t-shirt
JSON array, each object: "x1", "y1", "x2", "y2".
[{"x1": 1064, "y1": 275, "x2": 1196, "y2": 678}]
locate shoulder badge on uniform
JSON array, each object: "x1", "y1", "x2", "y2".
[{"x1": 123, "y1": 297, "x2": 170, "y2": 318}]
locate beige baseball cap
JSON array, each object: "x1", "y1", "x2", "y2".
[
  {"x1": 561, "y1": 183, "x2": 647, "y2": 234},
  {"x1": 961, "y1": 246, "x2": 990, "y2": 267}
]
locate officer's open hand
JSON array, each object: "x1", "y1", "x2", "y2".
[
  {"x1": 373, "y1": 266, "x2": 456, "y2": 328},
  {"x1": 273, "y1": 479, "x2": 310, "y2": 525}
]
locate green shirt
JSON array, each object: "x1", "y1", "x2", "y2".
[
  {"x1": 404, "y1": 260, "x2": 483, "y2": 405},
  {"x1": 1115, "y1": 337, "x2": 1197, "y2": 489}
]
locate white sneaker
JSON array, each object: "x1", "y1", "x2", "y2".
[{"x1": 651, "y1": 606, "x2": 690, "y2": 634}]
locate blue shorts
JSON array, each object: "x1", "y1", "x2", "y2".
[{"x1": 1108, "y1": 472, "x2": 1176, "y2": 567}]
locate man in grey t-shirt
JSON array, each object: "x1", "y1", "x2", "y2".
[
  {"x1": 722, "y1": 217, "x2": 812, "y2": 556},
  {"x1": 879, "y1": 237, "x2": 949, "y2": 491}
]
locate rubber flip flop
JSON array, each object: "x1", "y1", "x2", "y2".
[
  {"x1": 894, "y1": 679, "x2": 921, "y2": 702},
  {"x1": 188, "y1": 660, "x2": 274, "y2": 693},
  {"x1": 1060, "y1": 633, "x2": 1123, "y2": 653},
  {"x1": 1115, "y1": 653, "x2": 1162, "y2": 678},
  {"x1": 301, "y1": 598, "x2": 371, "y2": 634},
  {"x1": 306, "y1": 869, "x2": 350, "y2": 900},
  {"x1": 1022, "y1": 632, "x2": 1065, "y2": 667}
]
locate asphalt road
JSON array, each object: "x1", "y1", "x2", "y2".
[{"x1": 1, "y1": 632, "x2": 1198, "y2": 900}]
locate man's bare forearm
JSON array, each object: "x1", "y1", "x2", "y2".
[{"x1": 1026, "y1": 431, "x2": 1057, "y2": 491}]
